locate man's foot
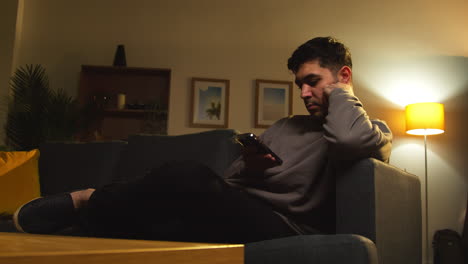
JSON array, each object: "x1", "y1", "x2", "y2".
[{"x1": 13, "y1": 193, "x2": 78, "y2": 234}]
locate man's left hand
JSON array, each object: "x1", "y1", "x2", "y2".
[{"x1": 324, "y1": 82, "x2": 354, "y2": 96}]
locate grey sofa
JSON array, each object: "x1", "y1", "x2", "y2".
[{"x1": 1, "y1": 129, "x2": 421, "y2": 264}]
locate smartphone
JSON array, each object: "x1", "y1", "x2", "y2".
[{"x1": 234, "y1": 133, "x2": 283, "y2": 165}]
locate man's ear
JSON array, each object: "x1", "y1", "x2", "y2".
[{"x1": 337, "y1": 66, "x2": 352, "y2": 84}]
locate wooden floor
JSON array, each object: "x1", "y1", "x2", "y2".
[{"x1": 0, "y1": 232, "x2": 244, "y2": 264}]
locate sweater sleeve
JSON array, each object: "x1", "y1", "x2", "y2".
[{"x1": 323, "y1": 88, "x2": 392, "y2": 162}]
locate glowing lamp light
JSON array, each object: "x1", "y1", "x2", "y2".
[
  {"x1": 404, "y1": 102, "x2": 445, "y2": 264},
  {"x1": 405, "y1": 103, "x2": 445, "y2": 136}
]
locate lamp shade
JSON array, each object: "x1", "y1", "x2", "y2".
[{"x1": 405, "y1": 102, "x2": 445, "y2": 135}]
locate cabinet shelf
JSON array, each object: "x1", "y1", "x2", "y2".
[
  {"x1": 102, "y1": 109, "x2": 168, "y2": 118},
  {"x1": 78, "y1": 65, "x2": 171, "y2": 140}
]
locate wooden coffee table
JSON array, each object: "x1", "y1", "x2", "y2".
[{"x1": 0, "y1": 232, "x2": 243, "y2": 264}]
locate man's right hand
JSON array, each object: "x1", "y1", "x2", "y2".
[{"x1": 242, "y1": 146, "x2": 279, "y2": 174}]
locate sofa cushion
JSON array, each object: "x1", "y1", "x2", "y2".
[
  {"x1": 0, "y1": 149, "x2": 40, "y2": 214},
  {"x1": 39, "y1": 141, "x2": 128, "y2": 195},
  {"x1": 246, "y1": 234, "x2": 378, "y2": 264},
  {"x1": 113, "y1": 129, "x2": 241, "y2": 182}
]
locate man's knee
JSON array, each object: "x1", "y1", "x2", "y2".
[
  {"x1": 150, "y1": 160, "x2": 223, "y2": 192},
  {"x1": 159, "y1": 160, "x2": 213, "y2": 176}
]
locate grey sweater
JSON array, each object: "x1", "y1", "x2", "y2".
[{"x1": 223, "y1": 88, "x2": 392, "y2": 234}]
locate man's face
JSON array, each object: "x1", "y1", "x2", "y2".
[{"x1": 294, "y1": 60, "x2": 338, "y2": 117}]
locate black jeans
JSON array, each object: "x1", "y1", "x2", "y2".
[{"x1": 85, "y1": 160, "x2": 296, "y2": 243}]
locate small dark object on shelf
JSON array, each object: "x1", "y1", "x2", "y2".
[
  {"x1": 125, "y1": 103, "x2": 146, "y2": 110},
  {"x1": 113, "y1": 45, "x2": 127, "y2": 67}
]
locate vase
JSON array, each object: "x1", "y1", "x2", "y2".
[{"x1": 113, "y1": 45, "x2": 127, "y2": 66}]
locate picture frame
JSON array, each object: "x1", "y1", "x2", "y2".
[
  {"x1": 190, "y1": 77, "x2": 230, "y2": 128},
  {"x1": 255, "y1": 79, "x2": 293, "y2": 128}
]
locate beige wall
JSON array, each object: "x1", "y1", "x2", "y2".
[
  {"x1": 0, "y1": 0, "x2": 19, "y2": 143},
  {"x1": 5, "y1": 0, "x2": 468, "y2": 263}
]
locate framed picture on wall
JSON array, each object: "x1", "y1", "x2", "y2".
[
  {"x1": 255, "y1": 79, "x2": 293, "y2": 128},
  {"x1": 190, "y1": 77, "x2": 230, "y2": 128}
]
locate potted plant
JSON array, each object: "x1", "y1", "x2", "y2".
[{"x1": 4, "y1": 64, "x2": 81, "y2": 151}]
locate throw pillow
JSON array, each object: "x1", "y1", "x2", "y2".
[{"x1": 0, "y1": 149, "x2": 40, "y2": 214}]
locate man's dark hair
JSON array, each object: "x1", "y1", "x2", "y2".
[{"x1": 287, "y1": 36, "x2": 352, "y2": 74}]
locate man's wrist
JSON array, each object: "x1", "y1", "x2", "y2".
[{"x1": 327, "y1": 86, "x2": 354, "y2": 97}]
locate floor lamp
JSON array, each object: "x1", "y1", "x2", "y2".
[{"x1": 405, "y1": 102, "x2": 445, "y2": 264}]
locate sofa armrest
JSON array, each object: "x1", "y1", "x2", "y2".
[
  {"x1": 246, "y1": 234, "x2": 378, "y2": 264},
  {"x1": 335, "y1": 158, "x2": 421, "y2": 264}
]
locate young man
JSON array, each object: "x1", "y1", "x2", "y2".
[{"x1": 14, "y1": 37, "x2": 392, "y2": 243}]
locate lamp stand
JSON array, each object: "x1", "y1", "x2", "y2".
[
  {"x1": 424, "y1": 133, "x2": 429, "y2": 264},
  {"x1": 405, "y1": 102, "x2": 444, "y2": 264}
]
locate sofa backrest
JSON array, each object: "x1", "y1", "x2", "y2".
[
  {"x1": 38, "y1": 129, "x2": 241, "y2": 195},
  {"x1": 112, "y1": 129, "x2": 241, "y2": 182},
  {"x1": 39, "y1": 141, "x2": 128, "y2": 195}
]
